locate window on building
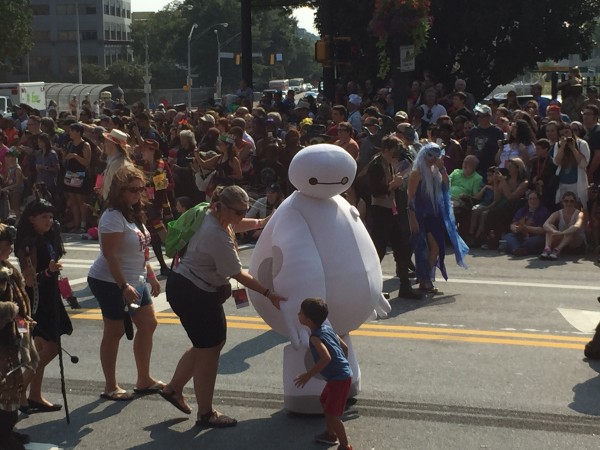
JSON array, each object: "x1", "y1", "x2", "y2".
[
  {"x1": 31, "y1": 4, "x2": 50, "y2": 15},
  {"x1": 33, "y1": 30, "x2": 51, "y2": 41},
  {"x1": 116, "y1": 6, "x2": 120, "y2": 16},
  {"x1": 126, "y1": 9, "x2": 131, "y2": 18},
  {"x1": 110, "y1": 5, "x2": 115, "y2": 15},
  {"x1": 111, "y1": 28, "x2": 116, "y2": 40},
  {"x1": 104, "y1": 3, "x2": 109, "y2": 14},
  {"x1": 81, "y1": 31, "x2": 98, "y2": 41},
  {"x1": 57, "y1": 31, "x2": 77, "y2": 41},
  {"x1": 85, "y1": 6, "x2": 96, "y2": 14},
  {"x1": 56, "y1": 4, "x2": 76, "y2": 14},
  {"x1": 105, "y1": 29, "x2": 110, "y2": 40}
]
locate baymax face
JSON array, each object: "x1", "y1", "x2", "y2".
[{"x1": 288, "y1": 144, "x2": 357, "y2": 199}]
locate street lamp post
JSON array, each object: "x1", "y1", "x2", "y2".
[
  {"x1": 76, "y1": 0, "x2": 82, "y2": 84},
  {"x1": 187, "y1": 22, "x2": 228, "y2": 110},
  {"x1": 214, "y1": 29, "x2": 222, "y2": 100},
  {"x1": 187, "y1": 23, "x2": 198, "y2": 111}
]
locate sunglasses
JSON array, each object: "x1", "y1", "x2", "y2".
[
  {"x1": 225, "y1": 204, "x2": 249, "y2": 216},
  {"x1": 126, "y1": 186, "x2": 145, "y2": 194}
]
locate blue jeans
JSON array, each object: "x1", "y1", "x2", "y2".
[{"x1": 502, "y1": 233, "x2": 545, "y2": 255}]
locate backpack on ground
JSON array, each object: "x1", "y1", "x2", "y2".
[{"x1": 165, "y1": 202, "x2": 209, "y2": 258}]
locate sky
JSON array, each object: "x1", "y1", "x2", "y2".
[{"x1": 131, "y1": 1, "x2": 318, "y2": 35}]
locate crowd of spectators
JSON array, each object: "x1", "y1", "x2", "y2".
[{"x1": 1, "y1": 70, "x2": 599, "y2": 266}]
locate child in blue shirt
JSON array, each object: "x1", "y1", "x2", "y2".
[{"x1": 294, "y1": 298, "x2": 353, "y2": 450}]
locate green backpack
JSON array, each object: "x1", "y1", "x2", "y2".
[{"x1": 165, "y1": 202, "x2": 209, "y2": 258}]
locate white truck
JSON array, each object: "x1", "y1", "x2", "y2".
[{"x1": 0, "y1": 82, "x2": 46, "y2": 116}]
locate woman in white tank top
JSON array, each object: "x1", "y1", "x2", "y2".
[{"x1": 540, "y1": 191, "x2": 585, "y2": 260}]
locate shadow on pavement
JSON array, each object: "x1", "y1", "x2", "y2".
[
  {"x1": 132, "y1": 409, "x2": 329, "y2": 450},
  {"x1": 20, "y1": 398, "x2": 134, "y2": 449},
  {"x1": 219, "y1": 330, "x2": 287, "y2": 374},
  {"x1": 385, "y1": 294, "x2": 457, "y2": 319},
  {"x1": 569, "y1": 359, "x2": 600, "y2": 416}
]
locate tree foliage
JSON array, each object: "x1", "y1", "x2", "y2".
[
  {"x1": 128, "y1": 0, "x2": 320, "y2": 91},
  {"x1": 107, "y1": 62, "x2": 146, "y2": 89},
  {"x1": 422, "y1": 0, "x2": 600, "y2": 100},
  {"x1": 0, "y1": 0, "x2": 33, "y2": 70},
  {"x1": 311, "y1": 0, "x2": 600, "y2": 100}
]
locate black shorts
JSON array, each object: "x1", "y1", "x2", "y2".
[
  {"x1": 166, "y1": 271, "x2": 226, "y2": 348},
  {"x1": 88, "y1": 276, "x2": 152, "y2": 321}
]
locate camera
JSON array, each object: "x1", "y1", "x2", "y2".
[{"x1": 567, "y1": 137, "x2": 574, "y2": 144}]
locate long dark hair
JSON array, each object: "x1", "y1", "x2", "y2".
[
  {"x1": 508, "y1": 119, "x2": 534, "y2": 146},
  {"x1": 37, "y1": 132, "x2": 52, "y2": 156},
  {"x1": 105, "y1": 165, "x2": 148, "y2": 228},
  {"x1": 15, "y1": 199, "x2": 65, "y2": 260}
]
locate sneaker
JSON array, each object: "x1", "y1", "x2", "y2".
[
  {"x1": 548, "y1": 249, "x2": 560, "y2": 260},
  {"x1": 314, "y1": 431, "x2": 339, "y2": 445},
  {"x1": 540, "y1": 247, "x2": 551, "y2": 259}
]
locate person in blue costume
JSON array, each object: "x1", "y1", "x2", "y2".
[{"x1": 407, "y1": 143, "x2": 469, "y2": 293}]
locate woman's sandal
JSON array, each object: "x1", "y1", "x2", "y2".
[
  {"x1": 196, "y1": 410, "x2": 238, "y2": 428},
  {"x1": 159, "y1": 389, "x2": 192, "y2": 414}
]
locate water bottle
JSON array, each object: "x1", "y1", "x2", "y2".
[{"x1": 131, "y1": 275, "x2": 145, "y2": 310}]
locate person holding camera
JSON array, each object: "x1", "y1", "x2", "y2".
[
  {"x1": 367, "y1": 135, "x2": 420, "y2": 299},
  {"x1": 495, "y1": 119, "x2": 536, "y2": 169},
  {"x1": 553, "y1": 122, "x2": 590, "y2": 208}
]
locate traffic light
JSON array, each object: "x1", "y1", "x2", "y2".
[{"x1": 315, "y1": 39, "x2": 329, "y2": 63}]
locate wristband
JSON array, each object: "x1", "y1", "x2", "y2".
[
  {"x1": 254, "y1": 219, "x2": 262, "y2": 229},
  {"x1": 119, "y1": 282, "x2": 130, "y2": 292},
  {"x1": 147, "y1": 273, "x2": 157, "y2": 280}
]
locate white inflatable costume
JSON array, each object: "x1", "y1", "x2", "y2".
[{"x1": 248, "y1": 144, "x2": 391, "y2": 413}]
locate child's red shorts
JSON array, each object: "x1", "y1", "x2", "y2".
[{"x1": 320, "y1": 377, "x2": 352, "y2": 417}]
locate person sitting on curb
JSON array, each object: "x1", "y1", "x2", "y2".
[
  {"x1": 502, "y1": 191, "x2": 550, "y2": 256},
  {"x1": 540, "y1": 191, "x2": 585, "y2": 260}
]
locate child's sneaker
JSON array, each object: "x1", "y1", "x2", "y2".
[
  {"x1": 548, "y1": 248, "x2": 560, "y2": 260},
  {"x1": 314, "y1": 431, "x2": 339, "y2": 445}
]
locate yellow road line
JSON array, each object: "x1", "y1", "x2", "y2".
[{"x1": 68, "y1": 308, "x2": 587, "y2": 350}]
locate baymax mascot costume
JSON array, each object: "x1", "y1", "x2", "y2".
[{"x1": 248, "y1": 144, "x2": 391, "y2": 413}]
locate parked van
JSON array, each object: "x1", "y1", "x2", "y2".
[
  {"x1": 268, "y1": 79, "x2": 290, "y2": 92},
  {"x1": 289, "y1": 78, "x2": 304, "y2": 93}
]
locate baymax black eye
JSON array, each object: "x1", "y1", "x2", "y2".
[
  {"x1": 309, "y1": 177, "x2": 318, "y2": 185},
  {"x1": 341, "y1": 177, "x2": 349, "y2": 185}
]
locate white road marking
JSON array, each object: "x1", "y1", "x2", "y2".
[
  {"x1": 382, "y1": 275, "x2": 600, "y2": 291},
  {"x1": 557, "y1": 308, "x2": 600, "y2": 333},
  {"x1": 25, "y1": 443, "x2": 62, "y2": 450}
]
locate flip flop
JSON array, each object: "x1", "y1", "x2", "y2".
[
  {"x1": 159, "y1": 389, "x2": 192, "y2": 414},
  {"x1": 133, "y1": 381, "x2": 166, "y2": 394},
  {"x1": 100, "y1": 389, "x2": 134, "y2": 402}
]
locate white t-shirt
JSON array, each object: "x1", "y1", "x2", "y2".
[
  {"x1": 175, "y1": 212, "x2": 242, "y2": 292},
  {"x1": 88, "y1": 208, "x2": 150, "y2": 285}
]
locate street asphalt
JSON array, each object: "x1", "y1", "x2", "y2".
[{"x1": 14, "y1": 236, "x2": 600, "y2": 449}]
